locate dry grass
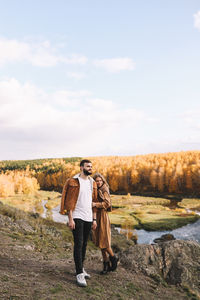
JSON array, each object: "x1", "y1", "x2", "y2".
[
  {"x1": 0, "y1": 190, "x2": 61, "y2": 214},
  {"x1": 179, "y1": 198, "x2": 200, "y2": 210},
  {"x1": 110, "y1": 195, "x2": 200, "y2": 230}
]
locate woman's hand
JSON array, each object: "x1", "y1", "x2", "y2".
[
  {"x1": 92, "y1": 203, "x2": 96, "y2": 207},
  {"x1": 92, "y1": 220, "x2": 97, "y2": 230},
  {"x1": 68, "y1": 218, "x2": 75, "y2": 230}
]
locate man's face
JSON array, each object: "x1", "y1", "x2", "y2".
[{"x1": 81, "y1": 163, "x2": 92, "y2": 176}]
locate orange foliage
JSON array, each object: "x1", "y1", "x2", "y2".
[
  {"x1": 33, "y1": 151, "x2": 200, "y2": 195},
  {"x1": 0, "y1": 170, "x2": 39, "y2": 197},
  {"x1": 1, "y1": 150, "x2": 200, "y2": 196}
]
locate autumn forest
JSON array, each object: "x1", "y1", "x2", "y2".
[{"x1": 0, "y1": 150, "x2": 200, "y2": 197}]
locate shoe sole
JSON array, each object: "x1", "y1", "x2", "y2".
[{"x1": 77, "y1": 282, "x2": 87, "y2": 287}]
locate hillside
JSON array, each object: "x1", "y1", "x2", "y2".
[{"x1": 0, "y1": 202, "x2": 199, "y2": 300}]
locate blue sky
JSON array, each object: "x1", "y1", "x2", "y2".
[{"x1": 0, "y1": 0, "x2": 200, "y2": 160}]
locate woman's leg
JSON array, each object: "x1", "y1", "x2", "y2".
[
  {"x1": 101, "y1": 248, "x2": 109, "y2": 262},
  {"x1": 105, "y1": 247, "x2": 118, "y2": 271},
  {"x1": 100, "y1": 248, "x2": 110, "y2": 274},
  {"x1": 105, "y1": 247, "x2": 114, "y2": 257}
]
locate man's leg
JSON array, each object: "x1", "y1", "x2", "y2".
[
  {"x1": 72, "y1": 218, "x2": 84, "y2": 275},
  {"x1": 82, "y1": 221, "x2": 92, "y2": 263}
]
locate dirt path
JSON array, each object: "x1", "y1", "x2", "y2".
[{"x1": 0, "y1": 233, "x2": 193, "y2": 300}]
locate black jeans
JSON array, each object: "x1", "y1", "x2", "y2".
[{"x1": 72, "y1": 218, "x2": 92, "y2": 275}]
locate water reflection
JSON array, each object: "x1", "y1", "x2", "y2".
[
  {"x1": 119, "y1": 224, "x2": 138, "y2": 243},
  {"x1": 41, "y1": 202, "x2": 68, "y2": 223}
]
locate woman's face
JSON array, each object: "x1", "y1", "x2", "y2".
[{"x1": 95, "y1": 176, "x2": 103, "y2": 188}]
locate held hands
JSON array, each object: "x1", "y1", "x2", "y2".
[{"x1": 68, "y1": 218, "x2": 75, "y2": 230}]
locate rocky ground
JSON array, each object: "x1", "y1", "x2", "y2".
[{"x1": 0, "y1": 202, "x2": 199, "y2": 300}]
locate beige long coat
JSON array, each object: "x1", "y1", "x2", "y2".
[{"x1": 92, "y1": 184, "x2": 112, "y2": 249}]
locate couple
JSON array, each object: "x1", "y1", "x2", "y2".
[{"x1": 60, "y1": 159, "x2": 118, "y2": 287}]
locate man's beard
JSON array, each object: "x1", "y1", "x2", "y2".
[{"x1": 83, "y1": 169, "x2": 92, "y2": 176}]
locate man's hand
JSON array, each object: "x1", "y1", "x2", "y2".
[
  {"x1": 92, "y1": 220, "x2": 97, "y2": 230},
  {"x1": 68, "y1": 219, "x2": 75, "y2": 230},
  {"x1": 92, "y1": 203, "x2": 96, "y2": 208}
]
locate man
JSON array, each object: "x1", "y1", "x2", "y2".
[{"x1": 60, "y1": 159, "x2": 97, "y2": 287}]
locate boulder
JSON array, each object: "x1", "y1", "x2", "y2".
[
  {"x1": 153, "y1": 234, "x2": 176, "y2": 243},
  {"x1": 120, "y1": 240, "x2": 200, "y2": 294}
]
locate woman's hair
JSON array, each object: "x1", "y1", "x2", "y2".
[{"x1": 93, "y1": 172, "x2": 109, "y2": 187}]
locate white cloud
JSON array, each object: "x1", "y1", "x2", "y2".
[
  {"x1": 1, "y1": 79, "x2": 199, "y2": 160},
  {"x1": 93, "y1": 57, "x2": 135, "y2": 73},
  {"x1": 66, "y1": 71, "x2": 86, "y2": 79},
  {"x1": 86, "y1": 98, "x2": 115, "y2": 110},
  {"x1": 53, "y1": 90, "x2": 92, "y2": 107},
  {"x1": 181, "y1": 109, "x2": 200, "y2": 129},
  {"x1": 0, "y1": 78, "x2": 150, "y2": 159},
  {"x1": 0, "y1": 37, "x2": 87, "y2": 67},
  {"x1": 194, "y1": 11, "x2": 200, "y2": 31}
]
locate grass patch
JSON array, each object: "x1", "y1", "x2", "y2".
[
  {"x1": 110, "y1": 194, "x2": 200, "y2": 231},
  {"x1": 8, "y1": 232, "x2": 22, "y2": 240},
  {"x1": 1, "y1": 275, "x2": 9, "y2": 282},
  {"x1": 84, "y1": 285, "x2": 102, "y2": 297},
  {"x1": 0, "y1": 190, "x2": 61, "y2": 215},
  {"x1": 125, "y1": 282, "x2": 141, "y2": 294},
  {"x1": 110, "y1": 207, "x2": 139, "y2": 227},
  {"x1": 179, "y1": 198, "x2": 200, "y2": 210},
  {"x1": 111, "y1": 194, "x2": 170, "y2": 206},
  {"x1": 132, "y1": 205, "x2": 199, "y2": 231},
  {"x1": 50, "y1": 284, "x2": 64, "y2": 294}
]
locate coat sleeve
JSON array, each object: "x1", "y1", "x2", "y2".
[
  {"x1": 95, "y1": 190, "x2": 111, "y2": 210},
  {"x1": 92, "y1": 181, "x2": 98, "y2": 213},
  {"x1": 60, "y1": 179, "x2": 70, "y2": 214}
]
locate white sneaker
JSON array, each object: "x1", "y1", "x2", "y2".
[
  {"x1": 76, "y1": 273, "x2": 87, "y2": 287},
  {"x1": 83, "y1": 268, "x2": 91, "y2": 279}
]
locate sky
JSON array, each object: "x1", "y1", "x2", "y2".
[{"x1": 0, "y1": 0, "x2": 200, "y2": 160}]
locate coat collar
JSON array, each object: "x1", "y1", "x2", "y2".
[{"x1": 73, "y1": 173, "x2": 94, "y2": 188}]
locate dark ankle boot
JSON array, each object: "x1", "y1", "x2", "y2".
[
  {"x1": 109, "y1": 255, "x2": 118, "y2": 271},
  {"x1": 100, "y1": 261, "x2": 111, "y2": 275}
]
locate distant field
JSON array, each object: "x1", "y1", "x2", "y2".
[
  {"x1": 1, "y1": 191, "x2": 199, "y2": 231},
  {"x1": 109, "y1": 194, "x2": 200, "y2": 230}
]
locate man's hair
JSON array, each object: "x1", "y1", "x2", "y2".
[{"x1": 80, "y1": 159, "x2": 92, "y2": 167}]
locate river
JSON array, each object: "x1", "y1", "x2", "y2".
[
  {"x1": 41, "y1": 201, "x2": 200, "y2": 244},
  {"x1": 128, "y1": 218, "x2": 200, "y2": 244}
]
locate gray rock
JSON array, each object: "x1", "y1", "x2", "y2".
[
  {"x1": 120, "y1": 240, "x2": 200, "y2": 294},
  {"x1": 153, "y1": 234, "x2": 176, "y2": 243}
]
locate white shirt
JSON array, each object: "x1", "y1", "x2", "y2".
[{"x1": 72, "y1": 177, "x2": 93, "y2": 222}]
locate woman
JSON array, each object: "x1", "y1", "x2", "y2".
[{"x1": 92, "y1": 173, "x2": 118, "y2": 274}]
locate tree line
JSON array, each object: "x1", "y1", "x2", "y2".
[{"x1": 0, "y1": 151, "x2": 200, "y2": 196}]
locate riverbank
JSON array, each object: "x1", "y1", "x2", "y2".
[
  {"x1": 110, "y1": 194, "x2": 200, "y2": 231},
  {"x1": 0, "y1": 191, "x2": 199, "y2": 232},
  {"x1": 0, "y1": 202, "x2": 199, "y2": 300}
]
